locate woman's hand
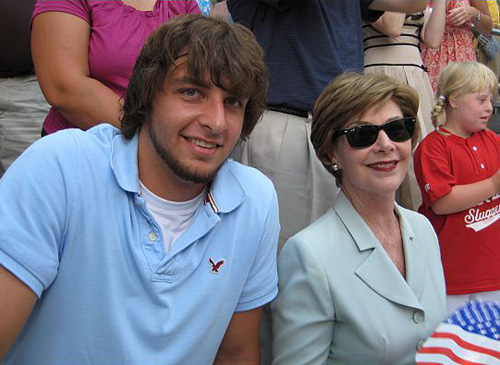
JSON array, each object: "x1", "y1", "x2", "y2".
[
  {"x1": 446, "y1": 5, "x2": 475, "y2": 27},
  {"x1": 447, "y1": 1, "x2": 492, "y2": 35}
]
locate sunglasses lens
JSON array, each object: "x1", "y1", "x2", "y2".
[
  {"x1": 384, "y1": 119, "x2": 411, "y2": 142},
  {"x1": 344, "y1": 118, "x2": 415, "y2": 148},
  {"x1": 346, "y1": 125, "x2": 378, "y2": 148}
]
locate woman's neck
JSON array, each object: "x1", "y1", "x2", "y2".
[
  {"x1": 342, "y1": 187, "x2": 396, "y2": 227},
  {"x1": 342, "y1": 187, "x2": 406, "y2": 278}
]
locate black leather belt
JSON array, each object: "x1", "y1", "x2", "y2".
[
  {"x1": 268, "y1": 104, "x2": 310, "y2": 119},
  {"x1": 0, "y1": 69, "x2": 35, "y2": 78}
]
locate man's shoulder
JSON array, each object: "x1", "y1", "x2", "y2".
[
  {"x1": 7, "y1": 124, "x2": 121, "y2": 180},
  {"x1": 40, "y1": 123, "x2": 119, "y2": 148},
  {"x1": 209, "y1": 160, "x2": 278, "y2": 216},
  {"x1": 222, "y1": 159, "x2": 276, "y2": 195}
]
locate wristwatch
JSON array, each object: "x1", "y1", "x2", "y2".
[{"x1": 473, "y1": 10, "x2": 481, "y2": 26}]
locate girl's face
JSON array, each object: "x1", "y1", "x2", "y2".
[{"x1": 447, "y1": 89, "x2": 493, "y2": 137}]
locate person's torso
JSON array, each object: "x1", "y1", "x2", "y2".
[
  {"x1": 363, "y1": 12, "x2": 425, "y2": 67},
  {"x1": 228, "y1": 0, "x2": 364, "y2": 112}
]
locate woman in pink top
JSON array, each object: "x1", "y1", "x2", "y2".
[{"x1": 31, "y1": 0, "x2": 200, "y2": 134}]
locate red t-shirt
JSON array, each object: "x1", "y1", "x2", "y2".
[{"x1": 414, "y1": 128, "x2": 500, "y2": 295}]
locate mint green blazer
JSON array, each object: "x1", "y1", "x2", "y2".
[{"x1": 272, "y1": 192, "x2": 446, "y2": 365}]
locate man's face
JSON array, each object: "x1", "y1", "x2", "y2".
[{"x1": 142, "y1": 61, "x2": 247, "y2": 195}]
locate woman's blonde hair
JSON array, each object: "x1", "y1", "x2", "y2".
[
  {"x1": 432, "y1": 61, "x2": 498, "y2": 128},
  {"x1": 311, "y1": 72, "x2": 419, "y2": 187}
]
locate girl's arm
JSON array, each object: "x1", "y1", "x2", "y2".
[
  {"x1": 31, "y1": 12, "x2": 123, "y2": 130},
  {"x1": 371, "y1": 11, "x2": 406, "y2": 38},
  {"x1": 432, "y1": 168, "x2": 500, "y2": 215},
  {"x1": 420, "y1": 0, "x2": 446, "y2": 48}
]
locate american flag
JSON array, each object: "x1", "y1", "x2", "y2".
[{"x1": 416, "y1": 301, "x2": 500, "y2": 365}]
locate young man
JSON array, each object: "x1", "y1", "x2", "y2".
[{"x1": 0, "y1": 15, "x2": 278, "y2": 363}]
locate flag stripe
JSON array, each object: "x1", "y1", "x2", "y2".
[
  {"x1": 418, "y1": 337, "x2": 500, "y2": 364},
  {"x1": 418, "y1": 347, "x2": 487, "y2": 365},
  {"x1": 431, "y1": 332, "x2": 500, "y2": 359},
  {"x1": 435, "y1": 324, "x2": 500, "y2": 354},
  {"x1": 416, "y1": 353, "x2": 469, "y2": 365}
]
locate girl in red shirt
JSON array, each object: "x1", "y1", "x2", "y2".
[{"x1": 414, "y1": 61, "x2": 500, "y2": 314}]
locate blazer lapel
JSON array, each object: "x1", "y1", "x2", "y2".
[
  {"x1": 397, "y1": 204, "x2": 426, "y2": 301},
  {"x1": 334, "y1": 193, "x2": 424, "y2": 311}
]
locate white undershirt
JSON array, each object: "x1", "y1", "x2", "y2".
[{"x1": 140, "y1": 182, "x2": 204, "y2": 253}]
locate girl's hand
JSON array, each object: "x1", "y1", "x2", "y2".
[{"x1": 447, "y1": 5, "x2": 475, "y2": 27}]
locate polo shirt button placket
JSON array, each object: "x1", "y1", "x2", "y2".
[{"x1": 149, "y1": 232, "x2": 157, "y2": 242}]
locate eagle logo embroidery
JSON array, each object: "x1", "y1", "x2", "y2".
[{"x1": 209, "y1": 258, "x2": 226, "y2": 273}]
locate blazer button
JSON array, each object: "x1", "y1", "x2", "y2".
[
  {"x1": 417, "y1": 340, "x2": 425, "y2": 350},
  {"x1": 413, "y1": 311, "x2": 424, "y2": 324}
]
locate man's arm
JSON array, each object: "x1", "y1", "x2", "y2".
[
  {"x1": 214, "y1": 308, "x2": 262, "y2": 364},
  {"x1": 369, "y1": 0, "x2": 428, "y2": 13},
  {"x1": 0, "y1": 266, "x2": 37, "y2": 360}
]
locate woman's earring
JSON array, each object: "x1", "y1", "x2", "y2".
[{"x1": 332, "y1": 163, "x2": 340, "y2": 172}]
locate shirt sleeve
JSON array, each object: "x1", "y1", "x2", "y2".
[
  {"x1": 414, "y1": 134, "x2": 456, "y2": 209},
  {"x1": 0, "y1": 132, "x2": 78, "y2": 297},
  {"x1": 235, "y1": 187, "x2": 279, "y2": 312},
  {"x1": 32, "y1": 0, "x2": 91, "y2": 25},
  {"x1": 272, "y1": 236, "x2": 335, "y2": 364}
]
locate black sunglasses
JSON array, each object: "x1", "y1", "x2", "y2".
[{"x1": 332, "y1": 117, "x2": 416, "y2": 149}]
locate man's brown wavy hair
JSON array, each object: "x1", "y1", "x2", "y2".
[{"x1": 121, "y1": 14, "x2": 268, "y2": 140}]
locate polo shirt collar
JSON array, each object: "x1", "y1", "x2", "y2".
[
  {"x1": 110, "y1": 133, "x2": 245, "y2": 213},
  {"x1": 204, "y1": 160, "x2": 246, "y2": 214},
  {"x1": 110, "y1": 133, "x2": 140, "y2": 194}
]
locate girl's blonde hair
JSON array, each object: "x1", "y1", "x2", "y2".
[{"x1": 432, "y1": 61, "x2": 498, "y2": 128}]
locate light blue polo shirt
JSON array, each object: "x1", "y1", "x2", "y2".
[{"x1": 0, "y1": 125, "x2": 279, "y2": 364}]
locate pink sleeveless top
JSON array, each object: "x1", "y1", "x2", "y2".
[{"x1": 32, "y1": 0, "x2": 201, "y2": 134}]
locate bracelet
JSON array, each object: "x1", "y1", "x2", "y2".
[{"x1": 473, "y1": 10, "x2": 481, "y2": 26}]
